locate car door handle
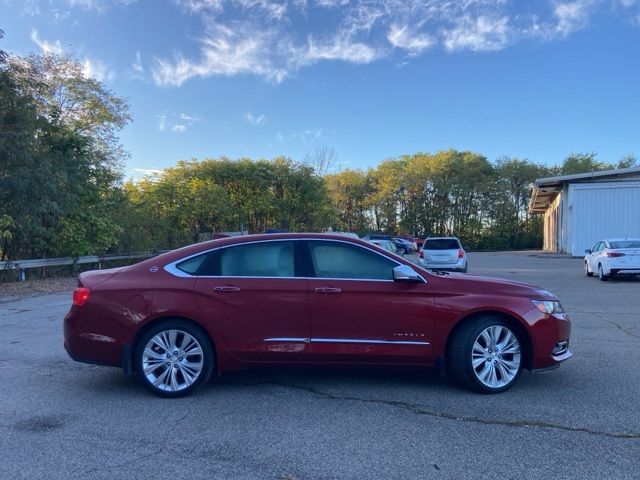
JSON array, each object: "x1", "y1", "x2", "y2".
[
  {"x1": 315, "y1": 287, "x2": 342, "y2": 294},
  {"x1": 213, "y1": 286, "x2": 241, "y2": 292}
]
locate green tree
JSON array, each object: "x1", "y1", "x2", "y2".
[
  {"x1": 0, "y1": 52, "x2": 129, "y2": 260},
  {"x1": 325, "y1": 169, "x2": 371, "y2": 232},
  {"x1": 560, "y1": 153, "x2": 614, "y2": 175}
]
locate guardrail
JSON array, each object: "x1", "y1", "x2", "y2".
[{"x1": 0, "y1": 251, "x2": 166, "y2": 281}]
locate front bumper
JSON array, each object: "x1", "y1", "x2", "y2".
[{"x1": 524, "y1": 307, "x2": 573, "y2": 371}]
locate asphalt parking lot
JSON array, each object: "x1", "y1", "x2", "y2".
[{"x1": 1, "y1": 251, "x2": 639, "y2": 479}]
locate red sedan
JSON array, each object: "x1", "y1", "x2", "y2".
[{"x1": 64, "y1": 234, "x2": 572, "y2": 397}]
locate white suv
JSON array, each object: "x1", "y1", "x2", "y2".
[{"x1": 419, "y1": 237, "x2": 468, "y2": 272}]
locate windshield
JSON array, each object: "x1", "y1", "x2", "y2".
[
  {"x1": 423, "y1": 239, "x2": 461, "y2": 250},
  {"x1": 609, "y1": 240, "x2": 640, "y2": 249}
]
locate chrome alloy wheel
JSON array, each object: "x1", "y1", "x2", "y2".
[
  {"x1": 471, "y1": 325, "x2": 521, "y2": 388},
  {"x1": 142, "y1": 329, "x2": 204, "y2": 392}
]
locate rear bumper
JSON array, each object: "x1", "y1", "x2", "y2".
[
  {"x1": 64, "y1": 307, "x2": 124, "y2": 369},
  {"x1": 419, "y1": 260, "x2": 467, "y2": 271}
]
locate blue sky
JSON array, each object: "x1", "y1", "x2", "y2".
[{"x1": 1, "y1": 0, "x2": 639, "y2": 177}]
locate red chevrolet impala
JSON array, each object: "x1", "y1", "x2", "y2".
[{"x1": 64, "y1": 234, "x2": 572, "y2": 397}]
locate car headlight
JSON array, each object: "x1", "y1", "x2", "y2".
[{"x1": 531, "y1": 300, "x2": 564, "y2": 316}]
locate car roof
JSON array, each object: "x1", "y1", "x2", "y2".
[
  {"x1": 425, "y1": 237, "x2": 459, "y2": 240},
  {"x1": 602, "y1": 238, "x2": 640, "y2": 242}
]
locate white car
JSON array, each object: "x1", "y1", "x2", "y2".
[
  {"x1": 419, "y1": 237, "x2": 468, "y2": 272},
  {"x1": 584, "y1": 238, "x2": 640, "y2": 281}
]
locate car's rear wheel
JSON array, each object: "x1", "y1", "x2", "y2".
[
  {"x1": 585, "y1": 261, "x2": 593, "y2": 277},
  {"x1": 598, "y1": 263, "x2": 608, "y2": 282},
  {"x1": 448, "y1": 317, "x2": 523, "y2": 393},
  {"x1": 135, "y1": 320, "x2": 214, "y2": 397}
]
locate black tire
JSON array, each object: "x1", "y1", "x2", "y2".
[
  {"x1": 447, "y1": 316, "x2": 524, "y2": 394},
  {"x1": 135, "y1": 319, "x2": 214, "y2": 398},
  {"x1": 585, "y1": 261, "x2": 593, "y2": 277},
  {"x1": 461, "y1": 264, "x2": 468, "y2": 273},
  {"x1": 598, "y1": 264, "x2": 608, "y2": 282}
]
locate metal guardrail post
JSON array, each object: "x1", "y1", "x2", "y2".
[{"x1": 18, "y1": 267, "x2": 25, "y2": 282}]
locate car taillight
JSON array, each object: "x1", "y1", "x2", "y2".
[
  {"x1": 419, "y1": 250, "x2": 424, "y2": 258},
  {"x1": 607, "y1": 251, "x2": 625, "y2": 257},
  {"x1": 458, "y1": 249, "x2": 465, "y2": 258},
  {"x1": 73, "y1": 287, "x2": 91, "y2": 306}
]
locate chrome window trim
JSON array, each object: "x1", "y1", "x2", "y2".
[
  {"x1": 163, "y1": 237, "x2": 426, "y2": 283},
  {"x1": 264, "y1": 337, "x2": 430, "y2": 346}
]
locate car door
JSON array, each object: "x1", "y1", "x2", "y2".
[
  {"x1": 303, "y1": 239, "x2": 435, "y2": 365},
  {"x1": 192, "y1": 240, "x2": 311, "y2": 362},
  {"x1": 588, "y1": 241, "x2": 600, "y2": 270},
  {"x1": 593, "y1": 241, "x2": 605, "y2": 269}
]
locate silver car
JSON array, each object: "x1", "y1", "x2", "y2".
[{"x1": 419, "y1": 237, "x2": 468, "y2": 272}]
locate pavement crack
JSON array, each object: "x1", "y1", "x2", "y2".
[
  {"x1": 592, "y1": 312, "x2": 640, "y2": 339},
  {"x1": 220, "y1": 380, "x2": 640, "y2": 440}
]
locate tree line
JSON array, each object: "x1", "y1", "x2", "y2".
[{"x1": 0, "y1": 45, "x2": 637, "y2": 261}]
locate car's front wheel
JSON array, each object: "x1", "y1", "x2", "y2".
[
  {"x1": 135, "y1": 320, "x2": 214, "y2": 397},
  {"x1": 585, "y1": 261, "x2": 593, "y2": 277},
  {"x1": 448, "y1": 317, "x2": 523, "y2": 393}
]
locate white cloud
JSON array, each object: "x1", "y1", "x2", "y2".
[
  {"x1": 245, "y1": 112, "x2": 265, "y2": 125},
  {"x1": 300, "y1": 35, "x2": 380, "y2": 65},
  {"x1": 292, "y1": 128, "x2": 323, "y2": 143},
  {"x1": 132, "y1": 51, "x2": 144, "y2": 73},
  {"x1": 552, "y1": 0, "x2": 596, "y2": 37},
  {"x1": 67, "y1": 0, "x2": 105, "y2": 11},
  {"x1": 157, "y1": 114, "x2": 167, "y2": 131},
  {"x1": 387, "y1": 24, "x2": 435, "y2": 54},
  {"x1": 151, "y1": 0, "x2": 637, "y2": 86},
  {"x1": 130, "y1": 168, "x2": 163, "y2": 176},
  {"x1": 82, "y1": 58, "x2": 116, "y2": 82},
  {"x1": 443, "y1": 15, "x2": 511, "y2": 52},
  {"x1": 174, "y1": 0, "x2": 223, "y2": 14},
  {"x1": 158, "y1": 112, "x2": 197, "y2": 133},
  {"x1": 30, "y1": 30, "x2": 64, "y2": 55}
]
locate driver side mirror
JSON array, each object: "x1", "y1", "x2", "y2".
[
  {"x1": 585, "y1": 249, "x2": 592, "y2": 254},
  {"x1": 393, "y1": 265, "x2": 422, "y2": 282}
]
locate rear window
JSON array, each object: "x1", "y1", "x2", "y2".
[
  {"x1": 423, "y1": 239, "x2": 461, "y2": 250},
  {"x1": 609, "y1": 240, "x2": 640, "y2": 249}
]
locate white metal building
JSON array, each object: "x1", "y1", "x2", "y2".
[{"x1": 530, "y1": 166, "x2": 640, "y2": 256}]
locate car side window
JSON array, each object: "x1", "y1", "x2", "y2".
[
  {"x1": 175, "y1": 253, "x2": 209, "y2": 275},
  {"x1": 199, "y1": 241, "x2": 296, "y2": 277},
  {"x1": 596, "y1": 242, "x2": 604, "y2": 252},
  {"x1": 307, "y1": 240, "x2": 396, "y2": 280}
]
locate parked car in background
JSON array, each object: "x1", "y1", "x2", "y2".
[
  {"x1": 396, "y1": 236, "x2": 419, "y2": 252},
  {"x1": 419, "y1": 237, "x2": 467, "y2": 272},
  {"x1": 368, "y1": 239, "x2": 399, "y2": 255},
  {"x1": 64, "y1": 233, "x2": 572, "y2": 397},
  {"x1": 392, "y1": 236, "x2": 416, "y2": 254},
  {"x1": 584, "y1": 238, "x2": 640, "y2": 281},
  {"x1": 331, "y1": 232, "x2": 360, "y2": 239},
  {"x1": 361, "y1": 234, "x2": 413, "y2": 254}
]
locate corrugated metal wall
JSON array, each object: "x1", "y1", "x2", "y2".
[{"x1": 569, "y1": 181, "x2": 640, "y2": 256}]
